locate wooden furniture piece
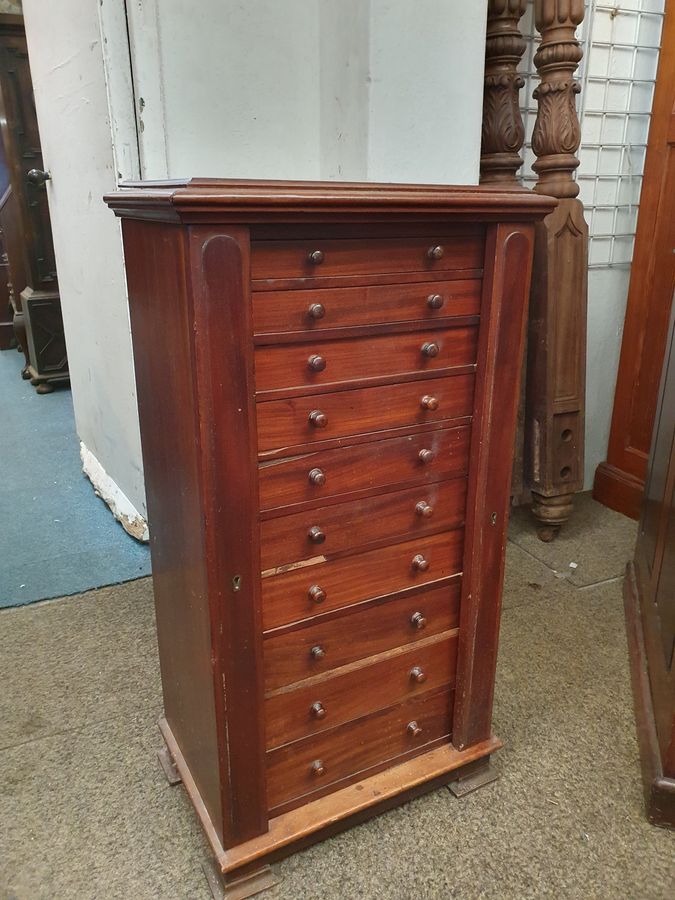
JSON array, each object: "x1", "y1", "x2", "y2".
[
  {"x1": 480, "y1": 0, "x2": 588, "y2": 542},
  {"x1": 594, "y1": 1, "x2": 675, "y2": 520},
  {"x1": 0, "y1": 13, "x2": 67, "y2": 392},
  {"x1": 105, "y1": 179, "x2": 555, "y2": 897},
  {"x1": 625, "y1": 290, "x2": 675, "y2": 828}
]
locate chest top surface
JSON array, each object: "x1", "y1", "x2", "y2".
[{"x1": 104, "y1": 177, "x2": 556, "y2": 224}]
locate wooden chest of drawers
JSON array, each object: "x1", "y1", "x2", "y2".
[{"x1": 106, "y1": 179, "x2": 554, "y2": 897}]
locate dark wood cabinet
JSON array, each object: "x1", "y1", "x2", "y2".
[
  {"x1": 0, "y1": 14, "x2": 67, "y2": 392},
  {"x1": 105, "y1": 179, "x2": 554, "y2": 896},
  {"x1": 626, "y1": 289, "x2": 675, "y2": 829}
]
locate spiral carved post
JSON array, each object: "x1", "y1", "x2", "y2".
[
  {"x1": 526, "y1": 0, "x2": 588, "y2": 541},
  {"x1": 480, "y1": 1, "x2": 530, "y2": 504}
]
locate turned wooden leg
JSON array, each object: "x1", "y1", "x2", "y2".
[{"x1": 531, "y1": 491, "x2": 575, "y2": 542}]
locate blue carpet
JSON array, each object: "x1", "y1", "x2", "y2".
[{"x1": 0, "y1": 349, "x2": 151, "y2": 608}]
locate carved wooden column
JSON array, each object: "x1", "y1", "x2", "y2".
[
  {"x1": 480, "y1": 1, "x2": 529, "y2": 503},
  {"x1": 526, "y1": 0, "x2": 588, "y2": 541},
  {"x1": 480, "y1": 0, "x2": 528, "y2": 185}
]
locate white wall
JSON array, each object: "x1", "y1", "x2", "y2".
[
  {"x1": 128, "y1": 0, "x2": 486, "y2": 184},
  {"x1": 367, "y1": 0, "x2": 486, "y2": 184},
  {"x1": 21, "y1": 0, "x2": 147, "y2": 518}
]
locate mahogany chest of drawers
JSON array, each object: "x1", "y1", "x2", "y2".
[{"x1": 106, "y1": 179, "x2": 554, "y2": 896}]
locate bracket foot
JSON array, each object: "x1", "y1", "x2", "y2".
[
  {"x1": 448, "y1": 763, "x2": 499, "y2": 798},
  {"x1": 157, "y1": 744, "x2": 182, "y2": 785},
  {"x1": 203, "y1": 859, "x2": 279, "y2": 900}
]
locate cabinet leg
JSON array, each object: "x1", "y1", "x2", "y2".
[
  {"x1": 531, "y1": 491, "x2": 575, "y2": 542},
  {"x1": 203, "y1": 859, "x2": 279, "y2": 900},
  {"x1": 448, "y1": 763, "x2": 499, "y2": 798},
  {"x1": 157, "y1": 744, "x2": 182, "y2": 786}
]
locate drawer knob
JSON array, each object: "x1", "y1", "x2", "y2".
[
  {"x1": 420, "y1": 395, "x2": 439, "y2": 411},
  {"x1": 308, "y1": 467, "x2": 326, "y2": 486},
  {"x1": 311, "y1": 645, "x2": 326, "y2": 660},
  {"x1": 427, "y1": 245, "x2": 445, "y2": 261},
  {"x1": 407, "y1": 720, "x2": 423, "y2": 737},
  {"x1": 410, "y1": 666, "x2": 427, "y2": 684},
  {"x1": 312, "y1": 759, "x2": 326, "y2": 776},
  {"x1": 418, "y1": 448, "x2": 435, "y2": 464},
  {"x1": 308, "y1": 249, "x2": 325, "y2": 265},
  {"x1": 308, "y1": 584, "x2": 326, "y2": 604},
  {"x1": 415, "y1": 501, "x2": 433, "y2": 518},
  {"x1": 412, "y1": 554, "x2": 429, "y2": 572},
  {"x1": 311, "y1": 701, "x2": 326, "y2": 719},
  {"x1": 427, "y1": 293, "x2": 445, "y2": 310},
  {"x1": 411, "y1": 611, "x2": 427, "y2": 630},
  {"x1": 308, "y1": 303, "x2": 325, "y2": 319},
  {"x1": 308, "y1": 525, "x2": 326, "y2": 544},
  {"x1": 308, "y1": 410, "x2": 328, "y2": 428},
  {"x1": 421, "y1": 342, "x2": 440, "y2": 358},
  {"x1": 307, "y1": 354, "x2": 327, "y2": 372}
]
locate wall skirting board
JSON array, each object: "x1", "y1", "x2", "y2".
[{"x1": 80, "y1": 443, "x2": 149, "y2": 543}]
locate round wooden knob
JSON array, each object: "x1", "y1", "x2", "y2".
[
  {"x1": 308, "y1": 303, "x2": 325, "y2": 319},
  {"x1": 415, "y1": 501, "x2": 433, "y2": 518},
  {"x1": 410, "y1": 612, "x2": 427, "y2": 630},
  {"x1": 308, "y1": 584, "x2": 326, "y2": 604},
  {"x1": 311, "y1": 759, "x2": 326, "y2": 775},
  {"x1": 410, "y1": 666, "x2": 427, "y2": 684},
  {"x1": 420, "y1": 395, "x2": 439, "y2": 411},
  {"x1": 418, "y1": 448, "x2": 435, "y2": 464},
  {"x1": 407, "y1": 720, "x2": 423, "y2": 737},
  {"x1": 412, "y1": 554, "x2": 429, "y2": 572},
  {"x1": 427, "y1": 245, "x2": 445, "y2": 260},
  {"x1": 311, "y1": 645, "x2": 326, "y2": 660},
  {"x1": 308, "y1": 249, "x2": 325, "y2": 265},
  {"x1": 427, "y1": 293, "x2": 445, "y2": 310},
  {"x1": 421, "y1": 342, "x2": 440, "y2": 358},
  {"x1": 308, "y1": 354, "x2": 327, "y2": 372},
  {"x1": 311, "y1": 701, "x2": 326, "y2": 719},
  {"x1": 308, "y1": 525, "x2": 326, "y2": 544},
  {"x1": 308, "y1": 467, "x2": 326, "y2": 486},
  {"x1": 308, "y1": 410, "x2": 328, "y2": 428}
]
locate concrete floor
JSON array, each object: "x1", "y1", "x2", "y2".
[{"x1": 1, "y1": 494, "x2": 674, "y2": 899}]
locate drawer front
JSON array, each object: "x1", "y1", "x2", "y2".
[
  {"x1": 251, "y1": 236, "x2": 484, "y2": 281},
  {"x1": 259, "y1": 425, "x2": 471, "y2": 512},
  {"x1": 265, "y1": 632, "x2": 458, "y2": 749},
  {"x1": 254, "y1": 325, "x2": 478, "y2": 394},
  {"x1": 252, "y1": 279, "x2": 482, "y2": 335},
  {"x1": 257, "y1": 374, "x2": 475, "y2": 453},
  {"x1": 266, "y1": 687, "x2": 453, "y2": 810},
  {"x1": 264, "y1": 581, "x2": 460, "y2": 690},
  {"x1": 262, "y1": 530, "x2": 463, "y2": 631},
  {"x1": 260, "y1": 478, "x2": 466, "y2": 570}
]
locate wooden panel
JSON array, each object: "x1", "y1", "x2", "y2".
[
  {"x1": 594, "y1": 4, "x2": 675, "y2": 518},
  {"x1": 120, "y1": 220, "x2": 224, "y2": 841},
  {"x1": 257, "y1": 374, "x2": 475, "y2": 454},
  {"x1": 454, "y1": 223, "x2": 535, "y2": 750},
  {"x1": 187, "y1": 227, "x2": 269, "y2": 845},
  {"x1": 266, "y1": 688, "x2": 453, "y2": 811},
  {"x1": 254, "y1": 324, "x2": 478, "y2": 394},
  {"x1": 264, "y1": 582, "x2": 460, "y2": 691},
  {"x1": 260, "y1": 477, "x2": 467, "y2": 570},
  {"x1": 265, "y1": 632, "x2": 458, "y2": 749},
  {"x1": 252, "y1": 278, "x2": 481, "y2": 334},
  {"x1": 262, "y1": 530, "x2": 463, "y2": 631},
  {"x1": 259, "y1": 425, "x2": 470, "y2": 513},
  {"x1": 251, "y1": 236, "x2": 484, "y2": 281}
]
